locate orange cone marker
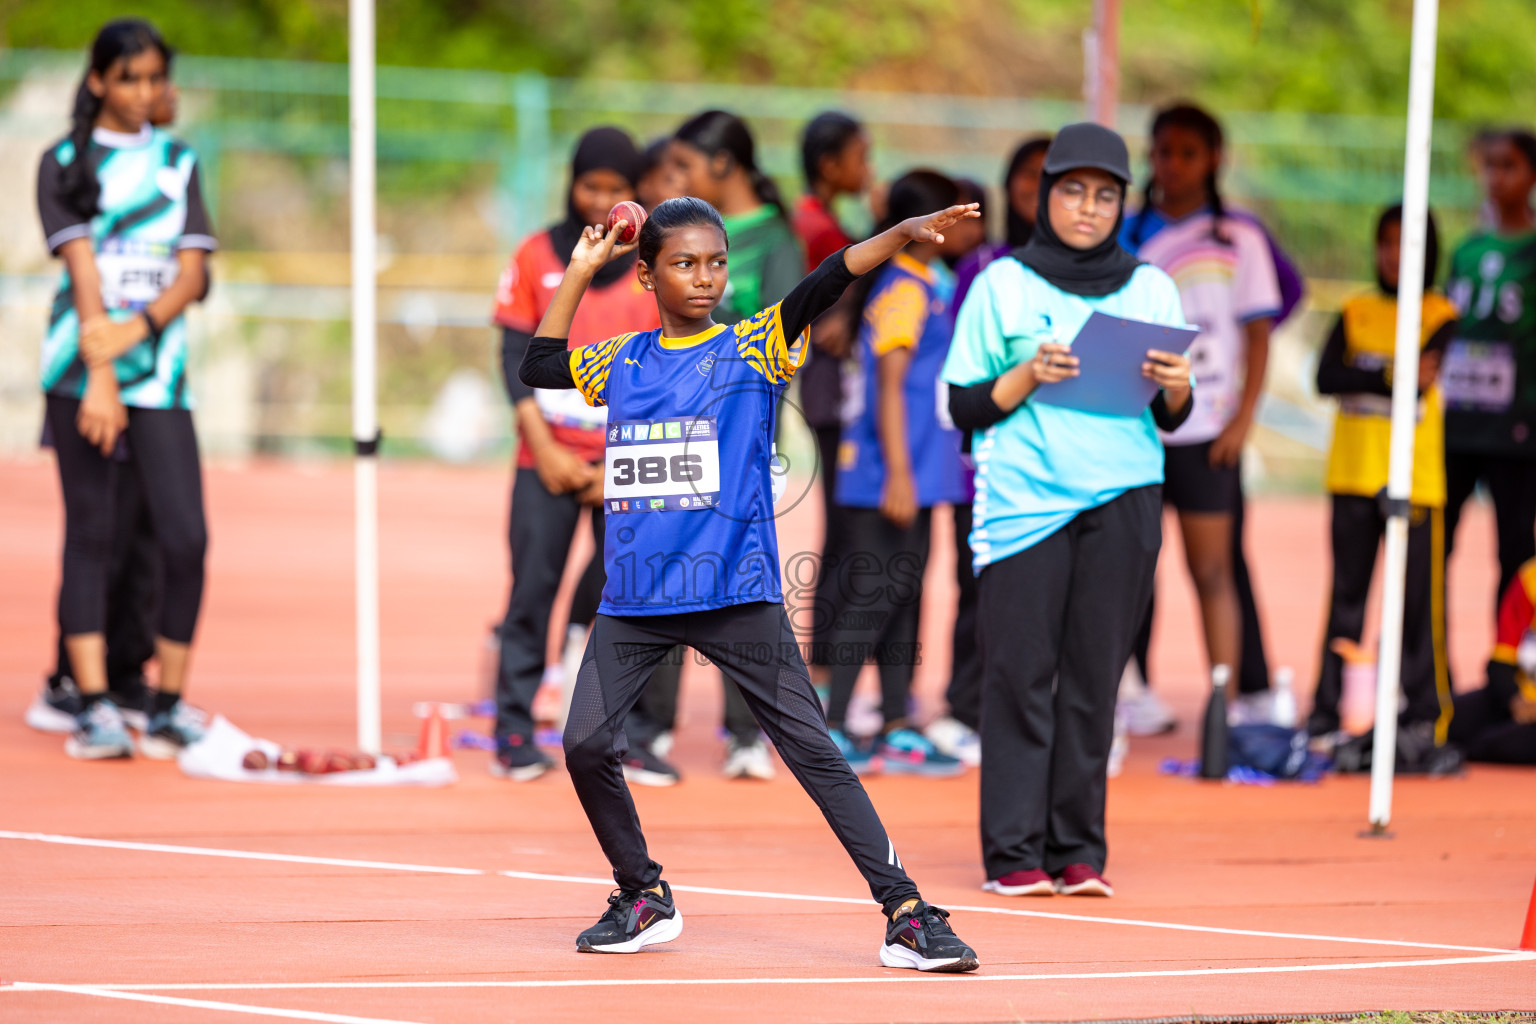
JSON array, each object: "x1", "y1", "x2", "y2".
[
  {"x1": 417, "y1": 705, "x2": 449, "y2": 760},
  {"x1": 1521, "y1": 874, "x2": 1536, "y2": 951}
]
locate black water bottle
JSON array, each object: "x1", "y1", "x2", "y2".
[{"x1": 1199, "y1": 664, "x2": 1231, "y2": 780}]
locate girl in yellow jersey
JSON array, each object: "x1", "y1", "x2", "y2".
[{"x1": 1309, "y1": 205, "x2": 1457, "y2": 743}]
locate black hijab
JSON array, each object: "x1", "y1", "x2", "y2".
[
  {"x1": 1012, "y1": 122, "x2": 1142, "y2": 297},
  {"x1": 548, "y1": 126, "x2": 643, "y2": 288}
]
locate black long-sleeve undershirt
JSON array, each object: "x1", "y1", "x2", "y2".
[
  {"x1": 500, "y1": 326, "x2": 535, "y2": 403},
  {"x1": 947, "y1": 378, "x2": 1194, "y2": 433},
  {"x1": 1315, "y1": 313, "x2": 1457, "y2": 398},
  {"x1": 519, "y1": 247, "x2": 860, "y2": 392}
]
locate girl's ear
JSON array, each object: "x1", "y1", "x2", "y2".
[
  {"x1": 86, "y1": 70, "x2": 106, "y2": 99},
  {"x1": 709, "y1": 151, "x2": 732, "y2": 180},
  {"x1": 637, "y1": 260, "x2": 655, "y2": 291}
]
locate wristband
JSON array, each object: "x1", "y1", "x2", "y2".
[{"x1": 141, "y1": 311, "x2": 162, "y2": 342}]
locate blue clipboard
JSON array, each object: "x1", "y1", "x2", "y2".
[{"x1": 1030, "y1": 311, "x2": 1197, "y2": 418}]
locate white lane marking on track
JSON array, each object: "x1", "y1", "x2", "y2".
[
  {"x1": 2, "y1": 830, "x2": 1519, "y2": 956},
  {"x1": 0, "y1": 831, "x2": 482, "y2": 875},
  {"x1": 10, "y1": 984, "x2": 424, "y2": 1023},
  {"x1": 501, "y1": 871, "x2": 1522, "y2": 956},
  {"x1": 12, "y1": 952, "x2": 1535, "y2": 994}
]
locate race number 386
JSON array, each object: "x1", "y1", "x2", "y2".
[
  {"x1": 611, "y1": 453, "x2": 705, "y2": 486},
  {"x1": 604, "y1": 417, "x2": 722, "y2": 511}
]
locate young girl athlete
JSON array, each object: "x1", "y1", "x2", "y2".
[
  {"x1": 37, "y1": 19, "x2": 214, "y2": 760},
  {"x1": 520, "y1": 196, "x2": 983, "y2": 970}
]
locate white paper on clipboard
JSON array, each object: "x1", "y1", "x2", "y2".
[{"x1": 1030, "y1": 311, "x2": 1197, "y2": 418}]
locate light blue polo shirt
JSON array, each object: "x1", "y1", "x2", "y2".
[{"x1": 942, "y1": 257, "x2": 1188, "y2": 572}]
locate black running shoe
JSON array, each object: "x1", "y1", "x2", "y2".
[
  {"x1": 489, "y1": 736, "x2": 553, "y2": 781},
  {"x1": 26, "y1": 674, "x2": 82, "y2": 734},
  {"x1": 576, "y1": 881, "x2": 683, "y2": 953},
  {"x1": 880, "y1": 901, "x2": 979, "y2": 972},
  {"x1": 622, "y1": 745, "x2": 681, "y2": 787}
]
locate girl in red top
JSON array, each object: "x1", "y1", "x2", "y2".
[{"x1": 489, "y1": 127, "x2": 671, "y2": 782}]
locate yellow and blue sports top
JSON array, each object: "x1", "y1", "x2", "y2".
[
  {"x1": 837, "y1": 253, "x2": 967, "y2": 508},
  {"x1": 523, "y1": 249, "x2": 859, "y2": 616}
]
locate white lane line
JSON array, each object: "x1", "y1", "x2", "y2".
[
  {"x1": 0, "y1": 831, "x2": 483, "y2": 876},
  {"x1": 501, "y1": 871, "x2": 1519, "y2": 956},
  {"x1": 13, "y1": 952, "x2": 1535, "y2": 994},
  {"x1": 10, "y1": 984, "x2": 425, "y2": 1024},
  {"x1": 4, "y1": 830, "x2": 1518, "y2": 956}
]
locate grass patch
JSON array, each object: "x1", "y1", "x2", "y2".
[{"x1": 1287, "y1": 1014, "x2": 1535, "y2": 1024}]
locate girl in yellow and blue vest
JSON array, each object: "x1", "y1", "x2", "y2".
[{"x1": 1310, "y1": 204, "x2": 1457, "y2": 743}]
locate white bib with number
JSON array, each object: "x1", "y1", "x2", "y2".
[
  {"x1": 96, "y1": 239, "x2": 178, "y2": 311},
  {"x1": 604, "y1": 416, "x2": 721, "y2": 513},
  {"x1": 1441, "y1": 338, "x2": 1516, "y2": 413}
]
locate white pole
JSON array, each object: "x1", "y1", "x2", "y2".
[
  {"x1": 349, "y1": 0, "x2": 382, "y2": 754},
  {"x1": 1368, "y1": 0, "x2": 1440, "y2": 832}
]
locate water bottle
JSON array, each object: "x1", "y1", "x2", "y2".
[
  {"x1": 1271, "y1": 666, "x2": 1298, "y2": 728},
  {"x1": 1200, "y1": 664, "x2": 1231, "y2": 780}
]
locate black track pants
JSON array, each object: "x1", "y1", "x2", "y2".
[
  {"x1": 979, "y1": 486, "x2": 1161, "y2": 878},
  {"x1": 1308, "y1": 495, "x2": 1450, "y2": 737},
  {"x1": 562, "y1": 600, "x2": 920, "y2": 909},
  {"x1": 48, "y1": 396, "x2": 205, "y2": 645}
]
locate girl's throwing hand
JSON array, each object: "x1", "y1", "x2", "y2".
[
  {"x1": 569, "y1": 222, "x2": 639, "y2": 275},
  {"x1": 901, "y1": 203, "x2": 981, "y2": 245},
  {"x1": 1032, "y1": 342, "x2": 1080, "y2": 384}
]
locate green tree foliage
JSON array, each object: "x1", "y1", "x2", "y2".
[{"x1": 3, "y1": 0, "x2": 1533, "y2": 122}]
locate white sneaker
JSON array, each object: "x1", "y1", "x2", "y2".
[
  {"x1": 924, "y1": 716, "x2": 980, "y2": 767},
  {"x1": 1107, "y1": 704, "x2": 1129, "y2": 778},
  {"x1": 650, "y1": 730, "x2": 674, "y2": 760},
  {"x1": 1118, "y1": 687, "x2": 1176, "y2": 737},
  {"x1": 845, "y1": 692, "x2": 884, "y2": 738},
  {"x1": 723, "y1": 738, "x2": 775, "y2": 780}
]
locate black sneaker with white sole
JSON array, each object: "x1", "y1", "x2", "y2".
[
  {"x1": 489, "y1": 737, "x2": 553, "y2": 781},
  {"x1": 576, "y1": 881, "x2": 683, "y2": 953},
  {"x1": 621, "y1": 744, "x2": 681, "y2": 787},
  {"x1": 26, "y1": 675, "x2": 83, "y2": 734},
  {"x1": 880, "y1": 901, "x2": 979, "y2": 973}
]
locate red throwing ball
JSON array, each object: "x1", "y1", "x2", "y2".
[{"x1": 606, "y1": 201, "x2": 647, "y2": 244}]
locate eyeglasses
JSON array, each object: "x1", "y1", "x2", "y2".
[{"x1": 1054, "y1": 180, "x2": 1122, "y2": 217}]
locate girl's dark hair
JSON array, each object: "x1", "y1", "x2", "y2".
[
  {"x1": 800, "y1": 110, "x2": 864, "y2": 189},
  {"x1": 1127, "y1": 101, "x2": 1229, "y2": 250},
  {"x1": 636, "y1": 196, "x2": 728, "y2": 267},
  {"x1": 1004, "y1": 135, "x2": 1051, "y2": 247},
  {"x1": 847, "y1": 169, "x2": 960, "y2": 333},
  {"x1": 1376, "y1": 203, "x2": 1441, "y2": 291},
  {"x1": 62, "y1": 19, "x2": 174, "y2": 219},
  {"x1": 639, "y1": 136, "x2": 671, "y2": 179},
  {"x1": 955, "y1": 176, "x2": 988, "y2": 228},
  {"x1": 1501, "y1": 129, "x2": 1536, "y2": 174},
  {"x1": 674, "y1": 109, "x2": 787, "y2": 218}
]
